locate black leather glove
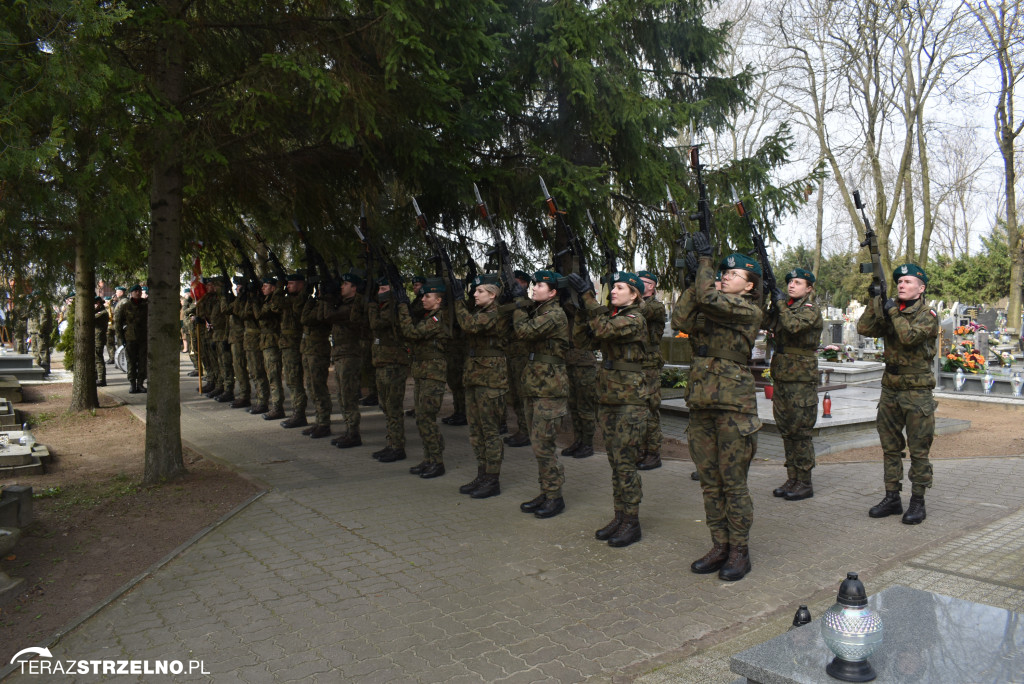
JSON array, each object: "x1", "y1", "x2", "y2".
[
  {"x1": 450, "y1": 278, "x2": 465, "y2": 302},
  {"x1": 510, "y1": 282, "x2": 527, "y2": 299},
  {"x1": 771, "y1": 287, "x2": 785, "y2": 303},
  {"x1": 566, "y1": 273, "x2": 592, "y2": 295},
  {"x1": 684, "y1": 254, "x2": 698, "y2": 277},
  {"x1": 882, "y1": 297, "x2": 898, "y2": 316},
  {"x1": 692, "y1": 231, "x2": 712, "y2": 257},
  {"x1": 394, "y1": 286, "x2": 409, "y2": 305}
]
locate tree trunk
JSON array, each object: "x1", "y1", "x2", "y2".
[
  {"x1": 916, "y1": 107, "x2": 934, "y2": 266},
  {"x1": 814, "y1": 175, "x2": 824, "y2": 277},
  {"x1": 143, "y1": 1, "x2": 187, "y2": 485},
  {"x1": 69, "y1": 228, "x2": 98, "y2": 412}
]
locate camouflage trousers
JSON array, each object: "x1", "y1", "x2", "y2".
[
  {"x1": 217, "y1": 341, "x2": 233, "y2": 395},
  {"x1": 641, "y1": 367, "x2": 662, "y2": 454},
  {"x1": 506, "y1": 355, "x2": 528, "y2": 432},
  {"x1": 33, "y1": 333, "x2": 50, "y2": 371},
  {"x1": 525, "y1": 396, "x2": 568, "y2": 497},
  {"x1": 466, "y1": 386, "x2": 506, "y2": 474},
  {"x1": 202, "y1": 335, "x2": 221, "y2": 388},
  {"x1": 772, "y1": 380, "x2": 817, "y2": 480},
  {"x1": 445, "y1": 348, "x2": 466, "y2": 414},
  {"x1": 360, "y1": 341, "x2": 375, "y2": 398},
  {"x1": 334, "y1": 356, "x2": 362, "y2": 434},
  {"x1": 414, "y1": 378, "x2": 446, "y2": 464},
  {"x1": 125, "y1": 339, "x2": 147, "y2": 384},
  {"x1": 246, "y1": 346, "x2": 268, "y2": 407},
  {"x1": 688, "y1": 409, "x2": 759, "y2": 546},
  {"x1": 567, "y1": 364, "x2": 597, "y2": 447},
  {"x1": 375, "y1": 364, "x2": 409, "y2": 449},
  {"x1": 281, "y1": 345, "x2": 306, "y2": 414},
  {"x1": 231, "y1": 341, "x2": 249, "y2": 400},
  {"x1": 303, "y1": 353, "x2": 331, "y2": 426},
  {"x1": 106, "y1": 328, "x2": 116, "y2": 364},
  {"x1": 94, "y1": 335, "x2": 106, "y2": 384},
  {"x1": 877, "y1": 387, "x2": 935, "y2": 496},
  {"x1": 263, "y1": 346, "x2": 284, "y2": 411},
  {"x1": 598, "y1": 404, "x2": 646, "y2": 515}
]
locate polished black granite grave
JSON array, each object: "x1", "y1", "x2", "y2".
[{"x1": 731, "y1": 585, "x2": 1024, "y2": 683}]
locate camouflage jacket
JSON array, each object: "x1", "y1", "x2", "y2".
[
  {"x1": 857, "y1": 296, "x2": 938, "y2": 390},
  {"x1": 675, "y1": 258, "x2": 762, "y2": 415},
  {"x1": 513, "y1": 298, "x2": 570, "y2": 398},
  {"x1": 327, "y1": 294, "x2": 365, "y2": 359},
  {"x1": 113, "y1": 298, "x2": 147, "y2": 343},
  {"x1": 367, "y1": 297, "x2": 410, "y2": 367},
  {"x1": 224, "y1": 296, "x2": 244, "y2": 345},
  {"x1": 398, "y1": 303, "x2": 450, "y2": 382},
  {"x1": 765, "y1": 293, "x2": 824, "y2": 384},
  {"x1": 205, "y1": 291, "x2": 230, "y2": 343},
  {"x1": 455, "y1": 299, "x2": 508, "y2": 389},
  {"x1": 640, "y1": 296, "x2": 666, "y2": 369},
  {"x1": 582, "y1": 292, "x2": 648, "y2": 406},
  {"x1": 567, "y1": 310, "x2": 597, "y2": 366},
  {"x1": 232, "y1": 293, "x2": 261, "y2": 351},
  {"x1": 94, "y1": 307, "x2": 109, "y2": 343},
  {"x1": 299, "y1": 295, "x2": 332, "y2": 358},
  {"x1": 254, "y1": 292, "x2": 281, "y2": 350},
  {"x1": 272, "y1": 288, "x2": 308, "y2": 349}
]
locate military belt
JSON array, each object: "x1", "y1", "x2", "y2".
[
  {"x1": 601, "y1": 360, "x2": 642, "y2": 372},
  {"x1": 414, "y1": 351, "x2": 446, "y2": 361},
  {"x1": 694, "y1": 345, "x2": 750, "y2": 364},
  {"x1": 527, "y1": 352, "x2": 565, "y2": 365},
  {"x1": 780, "y1": 347, "x2": 817, "y2": 358},
  {"x1": 884, "y1": 363, "x2": 928, "y2": 376},
  {"x1": 468, "y1": 348, "x2": 504, "y2": 358}
]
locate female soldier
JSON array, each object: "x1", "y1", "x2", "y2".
[
  {"x1": 567, "y1": 271, "x2": 648, "y2": 548},
  {"x1": 454, "y1": 274, "x2": 509, "y2": 498},
  {"x1": 397, "y1": 278, "x2": 451, "y2": 479},
  {"x1": 672, "y1": 241, "x2": 763, "y2": 582}
]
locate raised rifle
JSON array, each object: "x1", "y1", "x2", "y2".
[
  {"x1": 473, "y1": 183, "x2": 515, "y2": 301},
  {"x1": 358, "y1": 204, "x2": 377, "y2": 303},
  {"x1": 252, "y1": 229, "x2": 288, "y2": 283},
  {"x1": 353, "y1": 208, "x2": 403, "y2": 299},
  {"x1": 733, "y1": 189, "x2": 779, "y2": 307},
  {"x1": 687, "y1": 139, "x2": 714, "y2": 259},
  {"x1": 854, "y1": 190, "x2": 886, "y2": 301},
  {"x1": 666, "y1": 184, "x2": 696, "y2": 288},
  {"x1": 412, "y1": 197, "x2": 456, "y2": 331},
  {"x1": 292, "y1": 218, "x2": 334, "y2": 292},
  {"x1": 539, "y1": 176, "x2": 589, "y2": 309},
  {"x1": 230, "y1": 238, "x2": 261, "y2": 291}
]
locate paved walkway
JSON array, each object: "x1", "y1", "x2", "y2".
[{"x1": 5, "y1": 362, "x2": 1024, "y2": 682}]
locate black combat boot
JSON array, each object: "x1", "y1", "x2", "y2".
[
  {"x1": 691, "y1": 470, "x2": 700, "y2": 481},
  {"x1": 249, "y1": 404, "x2": 269, "y2": 415},
  {"x1": 773, "y1": 479, "x2": 797, "y2": 497},
  {"x1": 637, "y1": 451, "x2": 662, "y2": 470},
  {"x1": 459, "y1": 467, "x2": 485, "y2": 494},
  {"x1": 445, "y1": 413, "x2": 467, "y2": 426},
  {"x1": 409, "y1": 461, "x2": 429, "y2": 475},
  {"x1": 718, "y1": 545, "x2": 751, "y2": 581},
  {"x1": 263, "y1": 407, "x2": 286, "y2": 421},
  {"x1": 902, "y1": 495, "x2": 926, "y2": 524},
  {"x1": 520, "y1": 494, "x2": 546, "y2": 513},
  {"x1": 572, "y1": 444, "x2": 594, "y2": 459},
  {"x1": 308, "y1": 424, "x2": 331, "y2": 439},
  {"x1": 869, "y1": 490, "x2": 903, "y2": 518},
  {"x1": 505, "y1": 432, "x2": 531, "y2": 448},
  {"x1": 784, "y1": 480, "x2": 814, "y2": 501},
  {"x1": 359, "y1": 394, "x2": 378, "y2": 406},
  {"x1": 498, "y1": 423, "x2": 508, "y2": 435},
  {"x1": 96, "y1": 380, "x2": 106, "y2": 387},
  {"x1": 690, "y1": 542, "x2": 730, "y2": 574},
  {"x1": 300, "y1": 425, "x2": 316, "y2": 436},
  {"x1": 372, "y1": 446, "x2": 392, "y2": 460},
  {"x1": 595, "y1": 512, "x2": 624, "y2": 541},
  {"x1": 333, "y1": 432, "x2": 362, "y2": 448},
  {"x1": 561, "y1": 441, "x2": 582, "y2": 457},
  {"x1": 419, "y1": 463, "x2": 445, "y2": 479},
  {"x1": 230, "y1": 397, "x2": 251, "y2": 409},
  {"x1": 128, "y1": 380, "x2": 139, "y2": 394},
  {"x1": 405, "y1": 408, "x2": 416, "y2": 417},
  {"x1": 281, "y1": 413, "x2": 308, "y2": 429},
  {"x1": 138, "y1": 383, "x2": 147, "y2": 393},
  {"x1": 608, "y1": 514, "x2": 641, "y2": 547},
  {"x1": 215, "y1": 391, "x2": 234, "y2": 403},
  {"x1": 201, "y1": 381, "x2": 215, "y2": 394},
  {"x1": 534, "y1": 497, "x2": 565, "y2": 519},
  {"x1": 469, "y1": 474, "x2": 500, "y2": 499},
  {"x1": 378, "y1": 448, "x2": 406, "y2": 463},
  {"x1": 205, "y1": 387, "x2": 224, "y2": 399}
]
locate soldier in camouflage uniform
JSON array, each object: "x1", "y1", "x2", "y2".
[
  {"x1": 30, "y1": 302, "x2": 53, "y2": 374},
  {"x1": 857, "y1": 263, "x2": 938, "y2": 525},
  {"x1": 226, "y1": 277, "x2": 250, "y2": 408},
  {"x1": 114, "y1": 285, "x2": 149, "y2": 393},
  {"x1": 275, "y1": 274, "x2": 309, "y2": 427},
  {"x1": 368, "y1": 278, "x2": 411, "y2": 462},
  {"x1": 672, "y1": 246, "x2": 763, "y2": 582},
  {"x1": 455, "y1": 274, "x2": 509, "y2": 498},
  {"x1": 107, "y1": 287, "x2": 125, "y2": 365},
  {"x1": 566, "y1": 271, "x2": 648, "y2": 547},
  {"x1": 637, "y1": 270, "x2": 666, "y2": 471},
  {"x1": 512, "y1": 270, "x2": 570, "y2": 518},
  {"x1": 195, "y1": 284, "x2": 222, "y2": 395},
  {"x1": 235, "y1": 281, "x2": 269, "y2": 413},
  {"x1": 764, "y1": 268, "x2": 824, "y2": 501},
  {"x1": 299, "y1": 280, "x2": 334, "y2": 438},
  {"x1": 328, "y1": 272, "x2": 367, "y2": 447},
  {"x1": 397, "y1": 277, "x2": 450, "y2": 478},
  {"x1": 255, "y1": 277, "x2": 285, "y2": 419},
  {"x1": 404, "y1": 275, "x2": 426, "y2": 419},
  {"x1": 502, "y1": 270, "x2": 532, "y2": 445},
  {"x1": 209, "y1": 279, "x2": 234, "y2": 402},
  {"x1": 562, "y1": 307, "x2": 597, "y2": 459},
  {"x1": 93, "y1": 296, "x2": 109, "y2": 386}
]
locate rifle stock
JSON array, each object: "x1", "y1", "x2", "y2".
[{"x1": 733, "y1": 189, "x2": 778, "y2": 305}]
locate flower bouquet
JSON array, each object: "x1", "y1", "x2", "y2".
[
  {"x1": 943, "y1": 341, "x2": 986, "y2": 374},
  {"x1": 819, "y1": 344, "x2": 840, "y2": 362}
]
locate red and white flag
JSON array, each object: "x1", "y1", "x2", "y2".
[{"x1": 190, "y1": 244, "x2": 207, "y2": 300}]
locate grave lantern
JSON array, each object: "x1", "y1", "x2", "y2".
[{"x1": 821, "y1": 572, "x2": 883, "y2": 682}]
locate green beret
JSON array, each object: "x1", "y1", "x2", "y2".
[
  {"x1": 411, "y1": 275, "x2": 427, "y2": 285},
  {"x1": 376, "y1": 275, "x2": 389, "y2": 286},
  {"x1": 785, "y1": 267, "x2": 815, "y2": 285},
  {"x1": 720, "y1": 253, "x2": 762, "y2": 278},
  {"x1": 472, "y1": 273, "x2": 501, "y2": 288},
  {"x1": 95, "y1": 295, "x2": 104, "y2": 303},
  {"x1": 260, "y1": 276, "x2": 277, "y2": 285},
  {"x1": 286, "y1": 273, "x2": 305, "y2": 282},
  {"x1": 533, "y1": 270, "x2": 561, "y2": 285},
  {"x1": 115, "y1": 285, "x2": 126, "y2": 292},
  {"x1": 513, "y1": 270, "x2": 530, "y2": 282},
  {"x1": 341, "y1": 272, "x2": 365, "y2": 288},
  {"x1": 128, "y1": 284, "x2": 142, "y2": 293},
  {"x1": 104, "y1": 296, "x2": 112, "y2": 301},
  {"x1": 610, "y1": 271, "x2": 644, "y2": 296},
  {"x1": 892, "y1": 263, "x2": 927, "y2": 284},
  {"x1": 422, "y1": 277, "x2": 446, "y2": 294},
  {"x1": 637, "y1": 270, "x2": 659, "y2": 284},
  {"x1": 141, "y1": 286, "x2": 148, "y2": 292}
]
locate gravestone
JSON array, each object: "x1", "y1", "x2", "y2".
[
  {"x1": 939, "y1": 318, "x2": 954, "y2": 358},
  {"x1": 976, "y1": 308, "x2": 998, "y2": 332},
  {"x1": 962, "y1": 305, "x2": 979, "y2": 326},
  {"x1": 975, "y1": 330, "x2": 989, "y2": 360}
]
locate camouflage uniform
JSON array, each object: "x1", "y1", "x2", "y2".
[
  {"x1": 455, "y1": 298, "x2": 509, "y2": 476},
  {"x1": 226, "y1": 286, "x2": 249, "y2": 402},
  {"x1": 196, "y1": 291, "x2": 222, "y2": 391},
  {"x1": 94, "y1": 301, "x2": 109, "y2": 385},
  {"x1": 765, "y1": 292, "x2": 823, "y2": 488},
  {"x1": 857, "y1": 295, "x2": 938, "y2": 497},
  {"x1": 256, "y1": 287, "x2": 284, "y2": 414},
  {"x1": 583, "y1": 292, "x2": 648, "y2": 518},
  {"x1": 368, "y1": 295, "x2": 411, "y2": 452},
  {"x1": 106, "y1": 296, "x2": 120, "y2": 363},
  {"x1": 640, "y1": 295, "x2": 666, "y2": 461},
  {"x1": 397, "y1": 302, "x2": 450, "y2": 466},
  {"x1": 327, "y1": 292, "x2": 366, "y2": 437},
  {"x1": 31, "y1": 307, "x2": 53, "y2": 372},
  {"x1": 236, "y1": 288, "x2": 268, "y2": 409},
  {"x1": 565, "y1": 314, "x2": 598, "y2": 453},
  {"x1": 114, "y1": 294, "x2": 148, "y2": 389},
  {"x1": 208, "y1": 289, "x2": 234, "y2": 396},
  {"x1": 300, "y1": 293, "x2": 333, "y2": 429},
  {"x1": 513, "y1": 296, "x2": 570, "y2": 500},
  {"x1": 274, "y1": 283, "x2": 308, "y2": 418},
  {"x1": 671, "y1": 258, "x2": 762, "y2": 548}
]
